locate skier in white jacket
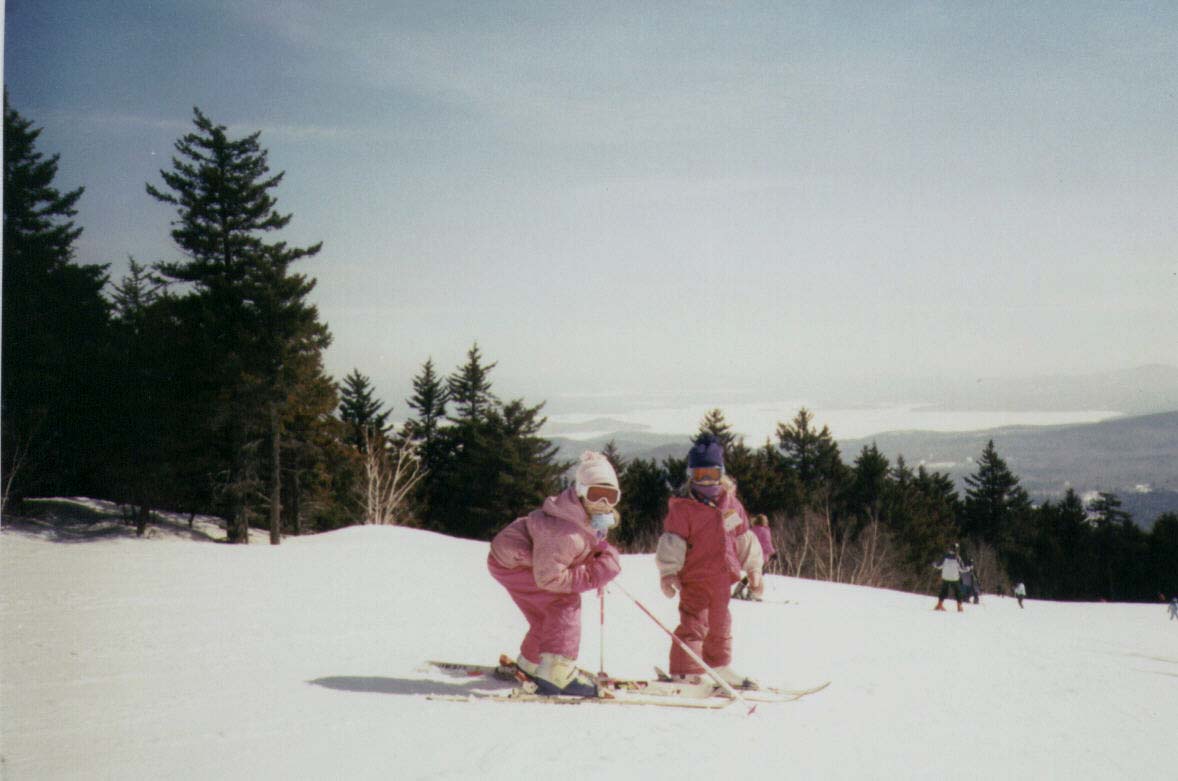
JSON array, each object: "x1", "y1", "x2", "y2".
[
  {"x1": 932, "y1": 544, "x2": 968, "y2": 612},
  {"x1": 1014, "y1": 581, "x2": 1027, "y2": 609}
]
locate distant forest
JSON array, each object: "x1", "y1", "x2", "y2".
[{"x1": 4, "y1": 97, "x2": 1176, "y2": 603}]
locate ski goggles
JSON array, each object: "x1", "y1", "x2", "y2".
[
  {"x1": 581, "y1": 484, "x2": 621, "y2": 506},
  {"x1": 688, "y1": 466, "x2": 724, "y2": 484}
]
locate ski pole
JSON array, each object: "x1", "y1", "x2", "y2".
[
  {"x1": 612, "y1": 582, "x2": 756, "y2": 715},
  {"x1": 597, "y1": 587, "x2": 606, "y2": 679}
]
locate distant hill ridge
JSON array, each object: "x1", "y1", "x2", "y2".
[
  {"x1": 814, "y1": 364, "x2": 1178, "y2": 416},
  {"x1": 550, "y1": 410, "x2": 1178, "y2": 526}
]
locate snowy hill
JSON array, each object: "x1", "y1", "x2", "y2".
[{"x1": 2, "y1": 507, "x2": 1175, "y2": 780}]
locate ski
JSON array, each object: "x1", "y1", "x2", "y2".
[
  {"x1": 426, "y1": 688, "x2": 733, "y2": 709},
  {"x1": 423, "y1": 657, "x2": 731, "y2": 708},
  {"x1": 652, "y1": 666, "x2": 830, "y2": 700},
  {"x1": 423, "y1": 658, "x2": 523, "y2": 682},
  {"x1": 423, "y1": 657, "x2": 827, "y2": 704},
  {"x1": 731, "y1": 594, "x2": 798, "y2": 605}
]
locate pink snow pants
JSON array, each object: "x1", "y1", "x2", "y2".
[
  {"x1": 670, "y1": 574, "x2": 734, "y2": 675},
  {"x1": 487, "y1": 554, "x2": 582, "y2": 664}
]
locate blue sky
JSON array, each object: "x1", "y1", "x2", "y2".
[{"x1": 5, "y1": 1, "x2": 1178, "y2": 416}]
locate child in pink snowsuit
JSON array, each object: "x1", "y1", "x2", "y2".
[
  {"x1": 488, "y1": 451, "x2": 622, "y2": 697},
  {"x1": 655, "y1": 435, "x2": 763, "y2": 689},
  {"x1": 751, "y1": 514, "x2": 776, "y2": 573}
]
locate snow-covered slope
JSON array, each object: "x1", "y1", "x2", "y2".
[{"x1": 2, "y1": 513, "x2": 1175, "y2": 780}]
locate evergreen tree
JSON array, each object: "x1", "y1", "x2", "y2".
[
  {"x1": 1087, "y1": 491, "x2": 1138, "y2": 600},
  {"x1": 962, "y1": 440, "x2": 1031, "y2": 550},
  {"x1": 109, "y1": 257, "x2": 166, "y2": 317},
  {"x1": 492, "y1": 398, "x2": 569, "y2": 523},
  {"x1": 106, "y1": 259, "x2": 172, "y2": 531},
  {"x1": 424, "y1": 398, "x2": 566, "y2": 539},
  {"x1": 1053, "y1": 488, "x2": 1094, "y2": 598},
  {"x1": 1088, "y1": 491, "x2": 1131, "y2": 527},
  {"x1": 419, "y1": 349, "x2": 567, "y2": 539},
  {"x1": 405, "y1": 357, "x2": 448, "y2": 452},
  {"x1": 697, "y1": 408, "x2": 736, "y2": 450},
  {"x1": 601, "y1": 439, "x2": 626, "y2": 474},
  {"x1": 883, "y1": 458, "x2": 960, "y2": 590},
  {"x1": 338, "y1": 369, "x2": 390, "y2": 451},
  {"x1": 739, "y1": 439, "x2": 801, "y2": 518},
  {"x1": 848, "y1": 443, "x2": 890, "y2": 527},
  {"x1": 2, "y1": 94, "x2": 111, "y2": 508},
  {"x1": 663, "y1": 455, "x2": 688, "y2": 493},
  {"x1": 776, "y1": 408, "x2": 844, "y2": 504},
  {"x1": 1030, "y1": 489, "x2": 1092, "y2": 599},
  {"x1": 402, "y1": 357, "x2": 449, "y2": 520},
  {"x1": 1148, "y1": 513, "x2": 1178, "y2": 599},
  {"x1": 279, "y1": 352, "x2": 342, "y2": 534},
  {"x1": 147, "y1": 107, "x2": 330, "y2": 544},
  {"x1": 447, "y1": 343, "x2": 497, "y2": 423},
  {"x1": 616, "y1": 458, "x2": 670, "y2": 551}
]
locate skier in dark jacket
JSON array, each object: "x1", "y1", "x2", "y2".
[
  {"x1": 960, "y1": 558, "x2": 980, "y2": 604},
  {"x1": 932, "y1": 544, "x2": 968, "y2": 612}
]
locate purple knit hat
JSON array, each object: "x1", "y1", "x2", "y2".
[{"x1": 687, "y1": 434, "x2": 724, "y2": 469}]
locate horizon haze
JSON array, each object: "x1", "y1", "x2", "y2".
[{"x1": 5, "y1": 2, "x2": 1178, "y2": 411}]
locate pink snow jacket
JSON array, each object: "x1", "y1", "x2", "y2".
[
  {"x1": 489, "y1": 487, "x2": 621, "y2": 594},
  {"x1": 657, "y1": 489, "x2": 755, "y2": 584},
  {"x1": 751, "y1": 525, "x2": 775, "y2": 558}
]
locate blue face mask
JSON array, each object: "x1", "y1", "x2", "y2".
[
  {"x1": 691, "y1": 483, "x2": 724, "y2": 502},
  {"x1": 590, "y1": 513, "x2": 616, "y2": 536}
]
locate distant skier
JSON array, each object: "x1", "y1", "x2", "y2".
[
  {"x1": 487, "y1": 451, "x2": 623, "y2": 697},
  {"x1": 960, "y1": 557, "x2": 980, "y2": 604},
  {"x1": 733, "y1": 514, "x2": 775, "y2": 600},
  {"x1": 752, "y1": 514, "x2": 777, "y2": 574},
  {"x1": 932, "y1": 544, "x2": 967, "y2": 612},
  {"x1": 656, "y1": 434, "x2": 764, "y2": 688},
  {"x1": 1168, "y1": 597, "x2": 1176, "y2": 620},
  {"x1": 1014, "y1": 581, "x2": 1027, "y2": 609}
]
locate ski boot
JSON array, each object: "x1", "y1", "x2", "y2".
[
  {"x1": 533, "y1": 653, "x2": 600, "y2": 698},
  {"x1": 934, "y1": 600, "x2": 946, "y2": 611},
  {"x1": 494, "y1": 654, "x2": 539, "y2": 683},
  {"x1": 713, "y1": 665, "x2": 760, "y2": 691}
]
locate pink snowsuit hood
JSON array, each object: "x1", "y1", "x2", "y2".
[
  {"x1": 664, "y1": 489, "x2": 750, "y2": 583},
  {"x1": 489, "y1": 487, "x2": 604, "y2": 593}
]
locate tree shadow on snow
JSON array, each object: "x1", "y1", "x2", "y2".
[
  {"x1": 308, "y1": 676, "x2": 515, "y2": 698},
  {"x1": 1, "y1": 515, "x2": 224, "y2": 544}
]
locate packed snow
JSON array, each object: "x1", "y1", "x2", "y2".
[{"x1": 2, "y1": 500, "x2": 1175, "y2": 780}]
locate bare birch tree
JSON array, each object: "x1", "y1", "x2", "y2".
[
  {"x1": 775, "y1": 510, "x2": 903, "y2": 589},
  {"x1": 359, "y1": 428, "x2": 425, "y2": 526}
]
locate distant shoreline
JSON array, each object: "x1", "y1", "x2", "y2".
[{"x1": 543, "y1": 404, "x2": 1124, "y2": 443}]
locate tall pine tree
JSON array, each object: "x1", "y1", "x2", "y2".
[
  {"x1": 338, "y1": 369, "x2": 390, "y2": 452},
  {"x1": 2, "y1": 94, "x2": 111, "y2": 508},
  {"x1": 697, "y1": 408, "x2": 736, "y2": 450},
  {"x1": 107, "y1": 259, "x2": 173, "y2": 531},
  {"x1": 420, "y1": 348, "x2": 567, "y2": 539},
  {"x1": 405, "y1": 358, "x2": 448, "y2": 454},
  {"x1": 147, "y1": 107, "x2": 330, "y2": 544},
  {"x1": 447, "y1": 343, "x2": 497, "y2": 423},
  {"x1": 776, "y1": 408, "x2": 844, "y2": 504},
  {"x1": 962, "y1": 440, "x2": 1031, "y2": 551}
]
